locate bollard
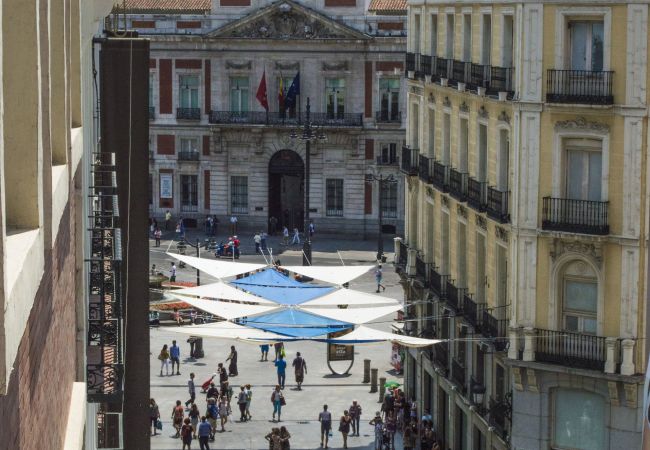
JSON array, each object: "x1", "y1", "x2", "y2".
[
  {"x1": 378, "y1": 377, "x2": 387, "y2": 402},
  {"x1": 370, "y1": 368, "x2": 378, "y2": 393},
  {"x1": 363, "y1": 359, "x2": 371, "y2": 383}
]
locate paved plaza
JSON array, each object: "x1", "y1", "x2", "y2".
[{"x1": 150, "y1": 230, "x2": 405, "y2": 450}]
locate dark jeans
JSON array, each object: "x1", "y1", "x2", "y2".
[
  {"x1": 351, "y1": 416, "x2": 360, "y2": 434},
  {"x1": 277, "y1": 372, "x2": 286, "y2": 388},
  {"x1": 199, "y1": 436, "x2": 210, "y2": 450},
  {"x1": 185, "y1": 393, "x2": 195, "y2": 407},
  {"x1": 239, "y1": 402, "x2": 247, "y2": 420}
]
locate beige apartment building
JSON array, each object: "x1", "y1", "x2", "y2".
[{"x1": 397, "y1": 1, "x2": 649, "y2": 449}]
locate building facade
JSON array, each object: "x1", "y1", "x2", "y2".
[
  {"x1": 115, "y1": 0, "x2": 407, "y2": 236},
  {"x1": 398, "y1": 1, "x2": 649, "y2": 449}
]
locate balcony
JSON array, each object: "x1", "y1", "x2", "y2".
[
  {"x1": 445, "y1": 280, "x2": 462, "y2": 311},
  {"x1": 448, "y1": 169, "x2": 468, "y2": 202},
  {"x1": 428, "y1": 266, "x2": 449, "y2": 299},
  {"x1": 435, "y1": 57, "x2": 450, "y2": 80},
  {"x1": 432, "y1": 161, "x2": 449, "y2": 192},
  {"x1": 542, "y1": 197, "x2": 609, "y2": 235},
  {"x1": 468, "y1": 63, "x2": 488, "y2": 89},
  {"x1": 415, "y1": 255, "x2": 428, "y2": 282},
  {"x1": 208, "y1": 111, "x2": 363, "y2": 127},
  {"x1": 462, "y1": 293, "x2": 480, "y2": 329},
  {"x1": 418, "y1": 154, "x2": 433, "y2": 183},
  {"x1": 148, "y1": 106, "x2": 155, "y2": 120},
  {"x1": 376, "y1": 156, "x2": 397, "y2": 166},
  {"x1": 177, "y1": 107, "x2": 201, "y2": 120},
  {"x1": 400, "y1": 146, "x2": 419, "y2": 176},
  {"x1": 434, "y1": 342, "x2": 449, "y2": 374},
  {"x1": 546, "y1": 69, "x2": 614, "y2": 105},
  {"x1": 375, "y1": 110, "x2": 402, "y2": 123},
  {"x1": 180, "y1": 204, "x2": 199, "y2": 213},
  {"x1": 489, "y1": 393, "x2": 512, "y2": 443},
  {"x1": 467, "y1": 178, "x2": 487, "y2": 211},
  {"x1": 486, "y1": 187, "x2": 509, "y2": 223},
  {"x1": 451, "y1": 358, "x2": 467, "y2": 394},
  {"x1": 397, "y1": 240, "x2": 408, "y2": 268},
  {"x1": 405, "y1": 52, "x2": 416, "y2": 75},
  {"x1": 405, "y1": 52, "x2": 424, "y2": 79},
  {"x1": 488, "y1": 66, "x2": 514, "y2": 95},
  {"x1": 178, "y1": 151, "x2": 200, "y2": 162},
  {"x1": 535, "y1": 329, "x2": 608, "y2": 371},
  {"x1": 451, "y1": 60, "x2": 470, "y2": 85},
  {"x1": 481, "y1": 308, "x2": 509, "y2": 351}
]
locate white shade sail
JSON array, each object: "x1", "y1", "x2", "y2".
[
  {"x1": 328, "y1": 325, "x2": 443, "y2": 348},
  {"x1": 301, "y1": 288, "x2": 400, "y2": 307},
  {"x1": 167, "y1": 253, "x2": 267, "y2": 279},
  {"x1": 166, "y1": 321, "x2": 287, "y2": 343},
  {"x1": 281, "y1": 265, "x2": 374, "y2": 285},
  {"x1": 171, "y1": 282, "x2": 276, "y2": 305},
  {"x1": 170, "y1": 295, "x2": 280, "y2": 320},
  {"x1": 299, "y1": 304, "x2": 403, "y2": 325}
]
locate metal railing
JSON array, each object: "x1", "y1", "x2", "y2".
[
  {"x1": 428, "y1": 266, "x2": 448, "y2": 298},
  {"x1": 415, "y1": 255, "x2": 428, "y2": 281},
  {"x1": 398, "y1": 241, "x2": 408, "y2": 267},
  {"x1": 176, "y1": 107, "x2": 201, "y2": 120},
  {"x1": 445, "y1": 280, "x2": 461, "y2": 310},
  {"x1": 375, "y1": 110, "x2": 402, "y2": 123},
  {"x1": 489, "y1": 393, "x2": 512, "y2": 443},
  {"x1": 180, "y1": 204, "x2": 198, "y2": 212},
  {"x1": 421, "y1": 55, "x2": 432, "y2": 78},
  {"x1": 486, "y1": 187, "x2": 509, "y2": 223},
  {"x1": 208, "y1": 110, "x2": 363, "y2": 127},
  {"x1": 451, "y1": 358, "x2": 467, "y2": 394},
  {"x1": 418, "y1": 154, "x2": 433, "y2": 183},
  {"x1": 546, "y1": 69, "x2": 614, "y2": 105},
  {"x1": 535, "y1": 328, "x2": 608, "y2": 371},
  {"x1": 400, "y1": 146, "x2": 419, "y2": 176},
  {"x1": 462, "y1": 293, "x2": 479, "y2": 328},
  {"x1": 542, "y1": 197, "x2": 609, "y2": 235},
  {"x1": 178, "y1": 151, "x2": 200, "y2": 161},
  {"x1": 481, "y1": 309, "x2": 509, "y2": 351},
  {"x1": 376, "y1": 156, "x2": 398, "y2": 166},
  {"x1": 448, "y1": 169, "x2": 468, "y2": 201},
  {"x1": 148, "y1": 106, "x2": 155, "y2": 120},
  {"x1": 434, "y1": 342, "x2": 449, "y2": 373},
  {"x1": 468, "y1": 63, "x2": 488, "y2": 89},
  {"x1": 405, "y1": 52, "x2": 416, "y2": 74},
  {"x1": 489, "y1": 66, "x2": 514, "y2": 94},
  {"x1": 432, "y1": 161, "x2": 449, "y2": 192},
  {"x1": 436, "y1": 57, "x2": 450, "y2": 80},
  {"x1": 468, "y1": 178, "x2": 487, "y2": 211}
]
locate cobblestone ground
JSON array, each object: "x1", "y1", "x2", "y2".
[{"x1": 149, "y1": 229, "x2": 405, "y2": 450}]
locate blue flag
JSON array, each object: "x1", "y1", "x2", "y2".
[{"x1": 284, "y1": 72, "x2": 300, "y2": 109}]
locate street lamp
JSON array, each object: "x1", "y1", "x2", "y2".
[
  {"x1": 289, "y1": 97, "x2": 326, "y2": 266},
  {"x1": 365, "y1": 173, "x2": 397, "y2": 262},
  {"x1": 177, "y1": 238, "x2": 204, "y2": 286}
]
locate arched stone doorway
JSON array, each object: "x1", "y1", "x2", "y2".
[{"x1": 268, "y1": 149, "x2": 304, "y2": 232}]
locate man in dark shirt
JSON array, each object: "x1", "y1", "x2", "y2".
[
  {"x1": 292, "y1": 352, "x2": 307, "y2": 390},
  {"x1": 217, "y1": 362, "x2": 228, "y2": 391}
]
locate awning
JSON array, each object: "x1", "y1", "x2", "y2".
[
  {"x1": 301, "y1": 288, "x2": 400, "y2": 307},
  {"x1": 231, "y1": 269, "x2": 334, "y2": 305},
  {"x1": 326, "y1": 325, "x2": 443, "y2": 348},
  {"x1": 299, "y1": 304, "x2": 403, "y2": 325},
  {"x1": 166, "y1": 252, "x2": 266, "y2": 279},
  {"x1": 165, "y1": 321, "x2": 288, "y2": 343},
  {"x1": 280, "y1": 265, "x2": 374, "y2": 286},
  {"x1": 242, "y1": 309, "x2": 353, "y2": 338},
  {"x1": 169, "y1": 295, "x2": 280, "y2": 320},
  {"x1": 171, "y1": 281, "x2": 276, "y2": 305}
]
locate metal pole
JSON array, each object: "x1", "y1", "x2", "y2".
[
  {"x1": 377, "y1": 177, "x2": 383, "y2": 262},
  {"x1": 302, "y1": 98, "x2": 312, "y2": 266},
  {"x1": 196, "y1": 239, "x2": 200, "y2": 286}
]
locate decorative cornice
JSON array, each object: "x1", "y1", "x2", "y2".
[
  {"x1": 441, "y1": 195, "x2": 449, "y2": 209},
  {"x1": 275, "y1": 61, "x2": 300, "y2": 71},
  {"x1": 498, "y1": 110, "x2": 511, "y2": 124},
  {"x1": 410, "y1": 86, "x2": 424, "y2": 96},
  {"x1": 428, "y1": 93, "x2": 436, "y2": 104},
  {"x1": 426, "y1": 186, "x2": 435, "y2": 198},
  {"x1": 495, "y1": 226, "x2": 509, "y2": 242},
  {"x1": 478, "y1": 105, "x2": 488, "y2": 119},
  {"x1": 457, "y1": 204, "x2": 467, "y2": 219},
  {"x1": 554, "y1": 117, "x2": 609, "y2": 133},
  {"x1": 442, "y1": 96, "x2": 451, "y2": 108},
  {"x1": 322, "y1": 61, "x2": 349, "y2": 71},
  {"x1": 475, "y1": 214, "x2": 487, "y2": 231},
  {"x1": 459, "y1": 101, "x2": 469, "y2": 113},
  {"x1": 550, "y1": 238, "x2": 603, "y2": 265},
  {"x1": 226, "y1": 60, "x2": 252, "y2": 70}
]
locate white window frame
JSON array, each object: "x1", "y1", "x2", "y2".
[
  {"x1": 178, "y1": 73, "x2": 200, "y2": 109},
  {"x1": 554, "y1": 7, "x2": 611, "y2": 71},
  {"x1": 479, "y1": 11, "x2": 492, "y2": 65}
]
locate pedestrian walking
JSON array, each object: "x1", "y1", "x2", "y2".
[
  {"x1": 185, "y1": 373, "x2": 196, "y2": 407},
  {"x1": 282, "y1": 226, "x2": 289, "y2": 245},
  {"x1": 273, "y1": 342, "x2": 284, "y2": 361},
  {"x1": 369, "y1": 412, "x2": 383, "y2": 450},
  {"x1": 237, "y1": 385, "x2": 248, "y2": 422},
  {"x1": 269, "y1": 216, "x2": 278, "y2": 235},
  {"x1": 271, "y1": 385, "x2": 284, "y2": 422},
  {"x1": 254, "y1": 232, "x2": 262, "y2": 254},
  {"x1": 261, "y1": 231, "x2": 268, "y2": 252},
  {"x1": 150, "y1": 398, "x2": 160, "y2": 436},
  {"x1": 245, "y1": 384, "x2": 253, "y2": 420},
  {"x1": 206, "y1": 398, "x2": 218, "y2": 440},
  {"x1": 349, "y1": 400, "x2": 362, "y2": 436},
  {"x1": 158, "y1": 344, "x2": 170, "y2": 376},
  {"x1": 170, "y1": 340, "x2": 181, "y2": 375},
  {"x1": 230, "y1": 215, "x2": 238, "y2": 235},
  {"x1": 259, "y1": 344, "x2": 269, "y2": 361},
  {"x1": 170, "y1": 262, "x2": 177, "y2": 282},
  {"x1": 291, "y1": 228, "x2": 300, "y2": 245},
  {"x1": 280, "y1": 426, "x2": 291, "y2": 450},
  {"x1": 172, "y1": 400, "x2": 185, "y2": 438},
  {"x1": 217, "y1": 362, "x2": 229, "y2": 391},
  {"x1": 205, "y1": 382, "x2": 219, "y2": 401},
  {"x1": 218, "y1": 393, "x2": 229, "y2": 432},
  {"x1": 265, "y1": 428, "x2": 281, "y2": 450},
  {"x1": 165, "y1": 210, "x2": 172, "y2": 230},
  {"x1": 292, "y1": 352, "x2": 307, "y2": 390},
  {"x1": 275, "y1": 355, "x2": 287, "y2": 389},
  {"x1": 226, "y1": 345, "x2": 238, "y2": 376},
  {"x1": 339, "y1": 410, "x2": 352, "y2": 449},
  {"x1": 403, "y1": 426, "x2": 415, "y2": 450},
  {"x1": 154, "y1": 228, "x2": 162, "y2": 247},
  {"x1": 181, "y1": 417, "x2": 194, "y2": 449},
  {"x1": 189, "y1": 404, "x2": 200, "y2": 438},
  {"x1": 375, "y1": 265, "x2": 386, "y2": 292},
  {"x1": 308, "y1": 220, "x2": 315, "y2": 238},
  {"x1": 197, "y1": 416, "x2": 211, "y2": 450},
  {"x1": 318, "y1": 404, "x2": 332, "y2": 448}
]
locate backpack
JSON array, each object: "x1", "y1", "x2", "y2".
[{"x1": 182, "y1": 424, "x2": 191, "y2": 438}]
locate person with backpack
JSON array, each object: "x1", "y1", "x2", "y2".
[
  {"x1": 172, "y1": 400, "x2": 185, "y2": 438},
  {"x1": 237, "y1": 385, "x2": 248, "y2": 422},
  {"x1": 205, "y1": 398, "x2": 218, "y2": 440},
  {"x1": 149, "y1": 398, "x2": 160, "y2": 436},
  {"x1": 181, "y1": 417, "x2": 194, "y2": 449},
  {"x1": 292, "y1": 352, "x2": 307, "y2": 390}
]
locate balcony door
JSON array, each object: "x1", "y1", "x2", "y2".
[
  {"x1": 326, "y1": 78, "x2": 345, "y2": 119},
  {"x1": 230, "y1": 76, "x2": 249, "y2": 113},
  {"x1": 569, "y1": 21, "x2": 604, "y2": 71},
  {"x1": 379, "y1": 78, "x2": 400, "y2": 121},
  {"x1": 179, "y1": 75, "x2": 199, "y2": 109},
  {"x1": 565, "y1": 140, "x2": 602, "y2": 201}
]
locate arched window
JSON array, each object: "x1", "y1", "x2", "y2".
[{"x1": 561, "y1": 260, "x2": 598, "y2": 334}]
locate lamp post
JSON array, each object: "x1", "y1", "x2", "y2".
[
  {"x1": 182, "y1": 238, "x2": 202, "y2": 286},
  {"x1": 366, "y1": 173, "x2": 397, "y2": 262},
  {"x1": 290, "y1": 97, "x2": 326, "y2": 266}
]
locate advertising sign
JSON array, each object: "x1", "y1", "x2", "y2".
[
  {"x1": 160, "y1": 173, "x2": 173, "y2": 199},
  {"x1": 327, "y1": 329, "x2": 354, "y2": 362}
]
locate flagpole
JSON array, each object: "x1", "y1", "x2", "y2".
[{"x1": 265, "y1": 66, "x2": 269, "y2": 125}]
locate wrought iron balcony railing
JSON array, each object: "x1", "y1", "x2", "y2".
[
  {"x1": 451, "y1": 358, "x2": 467, "y2": 394},
  {"x1": 489, "y1": 66, "x2": 514, "y2": 95},
  {"x1": 400, "y1": 146, "x2": 419, "y2": 176},
  {"x1": 178, "y1": 151, "x2": 200, "y2": 161},
  {"x1": 428, "y1": 266, "x2": 449, "y2": 299},
  {"x1": 436, "y1": 57, "x2": 450, "y2": 80},
  {"x1": 397, "y1": 241, "x2": 408, "y2": 268},
  {"x1": 421, "y1": 55, "x2": 432, "y2": 78},
  {"x1": 177, "y1": 107, "x2": 201, "y2": 120},
  {"x1": 434, "y1": 342, "x2": 449, "y2": 374},
  {"x1": 451, "y1": 60, "x2": 470, "y2": 85},
  {"x1": 375, "y1": 110, "x2": 402, "y2": 123},
  {"x1": 208, "y1": 110, "x2": 363, "y2": 127},
  {"x1": 418, "y1": 154, "x2": 433, "y2": 183},
  {"x1": 481, "y1": 308, "x2": 509, "y2": 351},
  {"x1": 468, "y1": 178, "x2": 487, "y2": 211},
  {"x1": 486, "y1": 187, "x2": 509, "y2": 223},
  {"x1": 405, "y1": 52, "x2": 416, "y2": 74},
  {"x1": 448, "y1": 169, "x2": 468, "y2": 202},
  {"x1": 445, "y1": 280, "x2": 463, "y2": 311},
  {"x1": 489, "y1": 393, "x2": 512, "y2": 443},
  {"x1": 542, "y1": 197, "x2": 609, "y2": 235},
  {"x1": 535, "y1": 328, "x2": 608, "y2": 371},
  {"x1": 462, "y1": 293, "x2": 480, "y2": 329},
  {"x1": 432, "y1": 161, "x2": 449, "y2": 192},
  {"x1": 415, "y1": 254, "x2": 428, "y2": 282},
  {"x1": 546, "y1": 69, "x2": 614, "y2": 105}
]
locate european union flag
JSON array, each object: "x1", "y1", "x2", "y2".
[{"x1": 284, "y1": 71, "x2": 300, "y2": 109}]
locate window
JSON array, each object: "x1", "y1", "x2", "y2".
[
  {"x1": 381, "y1": 182, "x2": 398, "y2": 219},
  {"x1": 561, "y1": 260, "x2": 598, "y2": 334},
  {"x1": 478, "y1": 124, "x2": 488, "y2": 182},
  {"x1": 413, "y1": 14, "x2": 421, "y2": 53},
  {"x1": 231, "y1": 176, "x2": 248, "y2": 214},
  {"x1": 149, "y1": 73, "x2": 154, "y2": 108},
  {"x1": 428, "y1": 109, "x2": 435, "y2": 158},
  {"x1": 180, "y1": 175, "x2": 198, "y2": 212},
  {"x1": 326, "y1": 179, "x2": 344, "y2": 216},
  {"x1": 430, "y1": 14, "x2": 438, "y2": 56},
  {"x1": 569, "y1": 21, "x2": 604, "y2": 71},
  {"x1": 379, "y1": 78, "x2": 400, "y2": 121},
  {"x1": 494, "y1": 363, "x2": 506, "y2": 399},
  {"x1": 475, "y1": 232, "x2": 486, "y2": 301},
  {"x1": 179, "y1": 75, "x2": 199, "y2": 108},
  {"x1": 462, "y1": 14, "x2": 471, "y2": 62},
  {"x1": 565, "y1": 139, "x2": 602, "y2": 201},
  {"x1": 502, "y1": 15, "x2": 514, "y2": 67},
  {"x1": 475, "y1": 344, "x2": 485, "y2": 385},
  {"x1": 443, "y1": 113, "x2": 451, "y2": 164},
  {"x1": 230, "y1": 76, "x2": 249, "y2": 112},
  {"x1": 278, "y1": 76, "x2": 296, "y2": 117},
  {"x1": 455, "y1": 406, "x2": 467, "y2": 450},
  {"x1": 441, "y1": 211, "x2": 450, "y2": 274},
  {"x1": 410, "y1": 103, "x2": 420, "y2": 148},
  {"x1": 446, "y1": 14, "x2": 455, "y2": 58},
  {"x1": 381, "y1": 143, "x2": 397, "y2": 164},
  {"x1": 180, "y1": 138, "x2": 199, "y2": 154},
  {"x1": 326, "y1": 79, "x2": 345, "y2": 118},
  {"x1": 457, "y1": 221, "x2": 467, "y2": 287},
  {"x1": 459, "y1": 117, "x2": 468, "y2": 172},
  {"x1": 497, "y1": 129, "x2": 509, "y2": 191},
  {"x1": 481, "y1": 15, "x2": 491, "y2": 65},
  {"x1": 554, "y1": 389, "x2": 605, "y2": 450}
]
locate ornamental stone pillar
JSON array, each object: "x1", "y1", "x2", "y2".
[
  {"x1": 407, "y1": 248, "x2": 417, "y2": 277},
  {"x1": 621, "y1": 339, "x2": 636, "y2": 376},
  {"x1": 394, "y1": 237, "x2": 402, "y2": 264},
  {"x1": 522, "y1": 327, "x2": 535, "y2": 362},
  {"x1": 604, "y1": 337, "x2": 618, "y2": 374}
]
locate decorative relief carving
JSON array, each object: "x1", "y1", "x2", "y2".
[
  {"x1": 441, "y1": 195, "x2": 449, "y2": 209},
  {"x1": 495, "y1": 226, "x2": 509, "y2": 242},
  {"x1": 428, "y1": 93, "x2": 436, "y2": 103},
  {"x1": 554, "y1": 117, "x2": 610, "y2": 133},
  {"x1": 226, "y1": 60, "x2": 252, "y2": 70},
  {"x1": 426, "y1": 187, "x2": 435, "y2": 198},
  {"x1": 442, "y1": 97, "x2": 451, "y2": 108},
  {"x1": 459, "y1": 101, "x2": 469, "y2": 113},
  {"x1": 275, "y1": 61, "x2": 300, "y2": 71},
  {"x1": 478, "y1": 105, "x2": 488, "y2": 119},
  {"x1": 498, "y1": 110, "x2": 510, "y2": 124},
  {"x1": 322, "y1": 61, "x2": 349, "y2": 71},
  {"x1": 550, "y1": 238, "x2": 603, "y2": 265},
  {"x1": 457, "y1": 204, "x2": 467, "y2": 219},
  {"x1": 475, "y1": 214, "x2": 487, "y2": 231},
  {"x1": 410, "y1": 86, "x2": 424, "y2": 96}
]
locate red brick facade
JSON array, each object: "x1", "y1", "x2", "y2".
[
  {"x1": 220, "y1": 0, "x2": 250, "y2": 5},
  {"x1": 175, "y1": 59, "x2": 202, "y2": 69},
  {"x1": 159, "y1": 59, "x2": 172, "y2": 114},
  {"x1": 176, "y1": 21, "x2": 202, "y2": 29},
  {"x1": 376, "y1": 61, "x2": 404, "y2": 72},
  {"x1": 364, "y1": 61, "x2": 373, "y2": 118},
  {"x1": 325, "y1": 0, "x2": 356, "y2": 6}
]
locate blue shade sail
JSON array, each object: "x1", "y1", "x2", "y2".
[
  {"x1": 242, "y1": 309, "x2": 352, "y2": 338},
  {"x1": 231, "y1": 269, "x2": 334, "y2": 305}
]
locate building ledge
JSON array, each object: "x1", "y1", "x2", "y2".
[
  {"x1": 63, "y1": 382, "x2": 87, "y2": 450},
  {"x1": 505, "y1": 358, "x2": 644, "y2": 384},
  {"x1": 52, "y1": 164, "x2": 70, "y2": 246},
  {"x1": 70, "y1": 126, "x2": 83, "y2": 175}
]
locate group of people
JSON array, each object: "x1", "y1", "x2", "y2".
[
  {"x1": 203, "y1": 215, "x2": 220, "y2": 236},
  {"x1": 214, "y1": 236, "x2": 240, "y2": 258},
  {"x1": 317, "y1": 402, "x2": 364, "y2": 449}
]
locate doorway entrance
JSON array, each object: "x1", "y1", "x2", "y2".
[{"x1": 268, "y1": 149, "x2": 304, "y2": 232}]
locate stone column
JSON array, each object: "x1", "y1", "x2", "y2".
[
  {"x1": 522, "y1": 327, "x2": 535, "y2": 362},
  {"x1": 621, "y1": 339, "x2": 636, "y2": 376},
  {"x1": 507, "y1": 327, "x2": 519, "y2": 360},
  {"x1": 407, "y1": 248, "x2": 417, "y2": 277},
  {"x1": 604, "y1": 337, "x2": 618, "y2": 374},
  {"x1": 394, "y1": 237, "x2": 402, "y2": 264}
]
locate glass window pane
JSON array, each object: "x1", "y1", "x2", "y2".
[
  {"x1": 565, "y1": 315, "x2": 579, "y2": 331},
  {"x1": 567, "y1": 150, "x2": 585, "y2": 199},
  {"x1": 565, "y1": 280, "x2": 597, "y2": 313},
  {"x1": 554, "y1": 389, "x2": 605, "y2": 450},
  {"x1": 570, "y1": 22, "x2": 588, "y2": 70},
  {"x1": 583, "y1": 318, "x2": 597, "y2": 334},
  {"x1": 587, "y1": 152, "x2": 602, "y2": 201},
  {"x1": 591, "y1": 22, "x2": 604, "y2": 71}
]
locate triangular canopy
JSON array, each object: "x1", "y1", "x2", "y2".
[
  {"x1": 326, "y1": 325, "x2": 443, "y2": 348},
  {"x1": 167, "y1": 321, "x2": 287, "y2": 343},
  {"x1": 281, "y1": 265, "x2": 374, "y2": 286},
  {"x1": 169, "y1": 295, "x2": 280, "y2": 320},
  {"x1": 231, "y1": 269, "x2": 335, "y2": 305},
  {"x1": 299, "y1": 304, "x2": 403, "y2": 325},
  {"x1": 301, "y1": 288, "x2": 400, "y2": 307},
  {"x1": 243, "y1": 309, "x2": 352, "y2": 338},
  {"x1": 171, "y1": 282, "x2": 277, "y2": 305},
  {"x1": 167, "y1": 253, "x2": 266, "y2": 279}
]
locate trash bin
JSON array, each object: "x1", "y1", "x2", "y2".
[{"x1": 194, "y1": 337, "x2": 204, "y2": 359}]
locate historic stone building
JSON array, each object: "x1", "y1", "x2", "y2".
[
  {"x1": 398, "y1": 1, "x2": 649, "y2": 449},
  {"x1": 117, "y1": 0, "x2": 407, "y2": 236}
]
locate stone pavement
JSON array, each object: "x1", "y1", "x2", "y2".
[{"x1": 149, "y1": 230, "x2": 405, "y2": 450}]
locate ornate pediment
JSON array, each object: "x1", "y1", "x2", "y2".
[{"x1": 207, "y1": 1, "x2": 369, "y2": 40}]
